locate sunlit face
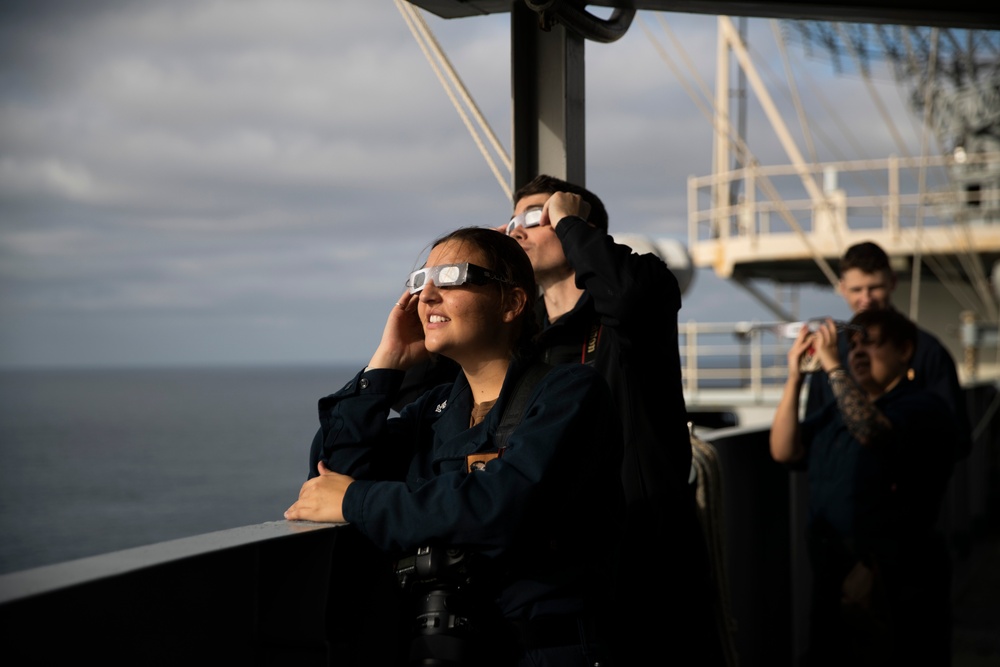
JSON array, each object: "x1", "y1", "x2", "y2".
[
  {"x1": 848, "y1": 325, "x2": 911, "y2": 395},
  {"x1": 417, "y1": 240, "x2": 510, "y2": 363},
  {"x1": 839, "y1": 268, "x2": 895, "y2": 314},
  {"x1": 508, "y1": 193, "x2": 571, "y2": 283}
]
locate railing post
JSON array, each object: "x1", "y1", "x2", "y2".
[
  {"x1": 751, "y1": 322, "x2": 763, "y2": 400},
  {"x1": 686, "y1": 320, "x2": 699, "y2": 398}
]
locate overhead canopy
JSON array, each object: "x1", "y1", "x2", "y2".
[{"x1": 407, "y1": 0, "x2": 1000, "y2": 30}]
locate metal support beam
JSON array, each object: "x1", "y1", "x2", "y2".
[{"x1": 511, "y1": 2, "x2": 586, "y2": 191}]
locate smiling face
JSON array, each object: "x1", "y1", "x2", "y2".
[
  {"x1": 508, "y1": 193, "x2": 572, "y2": 284},
  {"x1": 848, "y1": 324, "x2": 912, "y2": 396},
  {"x1": 417, "y1": 240, "x2": 515, "y2": 365}
]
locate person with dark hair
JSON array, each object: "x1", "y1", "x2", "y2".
[
  {"x1": 771, "y1": 309, "x2": 956, "y2": 665},
  {"x1": 510, "y1": 174, "x2": 610, "y2": 232},
  {"x1": 840, "y1": 240, "x2": 893, "y2": 277},
  {"x1": 286, "y1": 227, "x2": 624, "y2": 666},
  {"x1": 805, "y1": 240, "x2": 971, "y2": 460},
  {"x1": 507, "y1": 175, "x2": 724, "y2": 665}
]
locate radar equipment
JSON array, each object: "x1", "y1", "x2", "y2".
[{"x1": 779, "y1": 21, "x2": 1000, "y2": 339}]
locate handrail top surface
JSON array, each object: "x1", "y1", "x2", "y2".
[{"x1": 0, "y1": 520, "x2": 342, "y2": 606}]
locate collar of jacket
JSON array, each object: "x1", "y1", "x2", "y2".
[{"x1": 429, "y1": 355, "x2": 536, "y2": 461}]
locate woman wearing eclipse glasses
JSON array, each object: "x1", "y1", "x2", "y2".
[{"x1": 286, "y1": 227, "x2": 624, "y2": 666}]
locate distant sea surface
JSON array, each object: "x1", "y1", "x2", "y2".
[
  {"x1": 0, "y1": 356, "x2": 780, "y2": 576},
  {"x1": 0, "y1": 364, "x2": 361, "y2": 576}
]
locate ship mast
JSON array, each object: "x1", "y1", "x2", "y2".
[{"x1": 691, "y1": 19, "x2": 1000, "y2": 375}]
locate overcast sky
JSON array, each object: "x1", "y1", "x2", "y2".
[{"x1": 0, "y1": 1, "x2": 935, "y2": 368}]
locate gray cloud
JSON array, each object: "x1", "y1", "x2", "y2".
[{"x1": 0, "y1": 2, "x2": 929, "y2": 367}]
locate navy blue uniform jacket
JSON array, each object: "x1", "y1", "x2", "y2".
[
  {"x1": 540, "y1": 216, "x2": 690, "y2": 513},
  {"x1": 309, "y1": 359, "x2": 625, "y2": 619},
  {"x1": 802, "y1": 379, "x2": 956, "y2": 548},
  {"x1": 539, "y1": 218, "x2": 724, "y2": 665}
]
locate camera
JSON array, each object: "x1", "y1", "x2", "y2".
[
  {"x1": 394, "y1": 546, "x2": 506, "y2": 666},
  {"x1": 791, "y1": 319, "x2": 865, "y2": 373},
  {"x1": 396, "y1": 545, "x2": 473, "y2": 591}
]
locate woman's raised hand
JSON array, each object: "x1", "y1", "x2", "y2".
[
  {"x1": 813, "y1": 318, "x2": 842, "y2": 373},
  {"x1": 367, "y1": 291, "x2": 429, "y2": 371},
  {"x1": 787, "y1": 324, "x2": 814, "y2": 383}
]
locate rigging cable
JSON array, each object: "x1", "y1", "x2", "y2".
[
  {"x1": 872, "y1": 27, "x2": 987, "y2": 315},
  {"x1": 900, "y1": 28, "x2": 996, "y2": 323},
  {"x1": 641, "y1": 16, "x2": 714, "y2": 120},
  {"x1": 720, "y1": 16, "x2": 841, "y2": 287},
  {"x1": 897, "y1": 27, "x2": 999, "y2": 321},
  {"x1": 826, "y1": 25, "x2": 968, "y2": 320},
  {"x1": 836, "y1": 23, "x2": 914, "y2": 160},
  {"x1": 642, "y1": 14, "x2": 840, "y2": 291},
  {"x1": 728, "y1": 20, "x2": 993, "y2": 320},
  {"x1": 782, "y1": 23, "x2": 991, "y2": 317},
  {"x1": 771, "y1": 21, "x2": 849, "y2": 250},
  {"x1": 643, "y1": 17, "x2": 839, "y2": 292},
  {"x1": 776, "y1": 23, "x2": 905, "y2": 208},
  {"x1": 771, "y1": 20, "x2": 820, "y2": 166},
  {"x1": 909, "y1": 27, "x2": 937, "y2": 321},
  {"x1": 394, "y1": 0, "x2": 512, "y2": 199},
  {"x1": 880, "y1": 31, "x2": 984, "y2": 316}
]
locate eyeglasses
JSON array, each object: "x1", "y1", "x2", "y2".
[
  {"x1": 406, "y1": 262, "x2": 513, "y2": 294},
  {"x1": 505, "y1": 208, "x2": 544, "y2": 235}
]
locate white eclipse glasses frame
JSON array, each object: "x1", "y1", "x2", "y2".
[
  {"x1": 406, "y1": 262, "x2": 513, "y2": 295},
  {"x1": 505, "y1": 208, "x2": 544, "y2": 235}
]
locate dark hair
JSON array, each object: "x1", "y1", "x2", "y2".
[
  {"x1": 430, "y1": 227, "x2": 538, "y2": 358},
  {"x1": 512, "y1": 174, "x2": 609, "y2": 232},
  {"x1": 850, "y1": 308, "x2": 918, "y2": 355},
  {"x1": 840, "y1": 241, "x2": 892, "y2": 276}
]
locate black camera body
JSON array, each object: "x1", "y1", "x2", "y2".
[
  {"x1": 396, "y1": 545, "x2": 473, "y2": 591},
  {"x1": 394, "y1": 545, "x2": 507, "y2": 666}
]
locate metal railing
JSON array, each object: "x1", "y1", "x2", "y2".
[
  {"x1": 689, "y1": 152, "x2": 1000, "y2": 247},
  {"x1": 680, "y1": 320, "x2": 795, "y2": 402}
]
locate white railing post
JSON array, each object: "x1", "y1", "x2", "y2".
[
  {"x1": 686, "y1": 320, "x2": 699, "y2": 397},
  {"x1": 751, "y1": 322, "x2": 763, "y2": 400}
]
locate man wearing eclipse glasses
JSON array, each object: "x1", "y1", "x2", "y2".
[{"x1": 507, "y1": 174, "x2": 725, "y2": 666}]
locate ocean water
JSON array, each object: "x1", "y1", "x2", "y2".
[
  {"x1": 0, "y1": 356, "x2": 783, "y2": 576},
  {"x1": 0, "y1": 364, "x2": 360, "y2": 575}
]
